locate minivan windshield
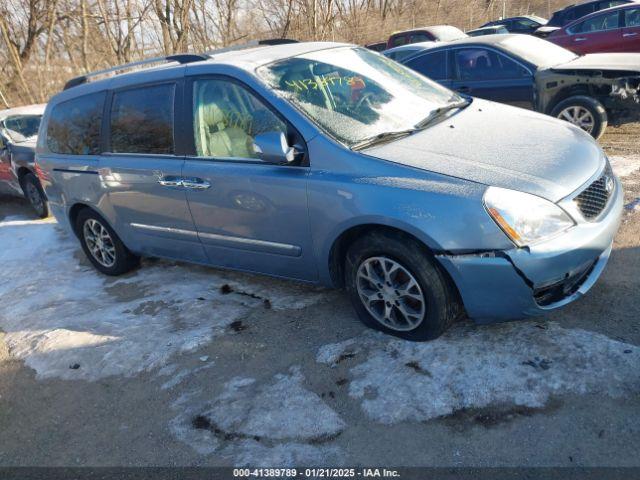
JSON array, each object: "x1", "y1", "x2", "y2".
[
  {"x1": 257, "y1": 47, "x2": 462, "y2": 147},
  {"x1": 1, "y1": 114, "x2": 42, "y2": 143}
]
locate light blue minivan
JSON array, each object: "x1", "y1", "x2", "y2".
[{"x1": 36, "y1": 40, "x2": 623, "y2": 340}]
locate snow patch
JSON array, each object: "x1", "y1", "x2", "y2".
[
  {"x1": 204, "y1": 367, "x2": 345, "y2": 442},
  {"x1": 0, "y1": 218, "x2": 326, "y2": 380},
  {"x1": 169, "y1": 367, "x2": 345, "y2": 465},
  {"x1": 610, "y1": 155, "x2": 640, "y2": 178},
  {"x1": 318, "y1": 323, "x2": 640, "y2": 425}
]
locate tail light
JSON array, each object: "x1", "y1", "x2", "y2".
[{"x1": 34, "y1": 160, "x2": 51, "y2": 182}]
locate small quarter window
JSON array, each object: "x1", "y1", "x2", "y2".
[
  {"x1": 110, "y1": 84, "x2": 175, "y2": 154},
  {"x1": 47, "y1": 92, "x2": 105, "y2": 155}
]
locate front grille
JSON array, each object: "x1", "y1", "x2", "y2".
[
  {"x1": 533, "y1": 260, "x2": 597, "y2": 307},
  {"x1": 573, "y1": 167, "x2": 614, "y2": 220}
]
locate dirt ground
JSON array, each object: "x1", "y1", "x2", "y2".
[{"x1": 0, "y1": 124, "x2": 639, "y2": 468}]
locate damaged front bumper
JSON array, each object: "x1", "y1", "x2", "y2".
[{"x1": 437, "y1": 176, "x2": 623, "y2": 323}]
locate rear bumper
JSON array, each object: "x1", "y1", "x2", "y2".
[{"x1": 437, "y1": 176, "x2": 623, "y2": 323}]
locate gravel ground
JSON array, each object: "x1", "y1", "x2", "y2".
[{"x1": 0, "y1": 125, "x2": 639, "y2": 468}]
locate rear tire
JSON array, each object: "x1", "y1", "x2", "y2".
[
  {"x1": 76, "y1": 209, "x2": 139, "y2": 276},
  {"x1": 21, "y1": 172, "x2": 49, "y2": 218},
  {"x1": 345, "y1": 230, "x2": 459, "y2": 341},
  {"x1": 551, "y1": 95, "x2": 607, "y2": 140}
]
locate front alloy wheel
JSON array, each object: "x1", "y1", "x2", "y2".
[
  {"x1": 551, "y1": 95, "x2": 607, "y2": 139},
  {"x1": 558, "y1": 106, "x2": 595, "y2": 134},
  {"x1": 356, "y1": 256, "x2": 426, "y2": 331},
  {"x1": 345, "y1": 230, "x2": 460, "y2": 341}
]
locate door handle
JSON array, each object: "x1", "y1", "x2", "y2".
[
  {"x1": 623, "y1": 32, "x2": 638, "y2": 37},
  {"x1": 181, "y1": 177, "x2": 211, "y2": 190},
  {"x1": 158, "y1": 176, "x2": 183, "y2": 187},
  {"x1": 574, "y1": 37, "x2": 587, "y2": 42}
]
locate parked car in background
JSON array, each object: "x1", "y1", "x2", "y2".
[
  {"x1": 38, "y1": 41, "x2": 622, "y2": 341},
  {"x1": 365, "y1": 41, "x2": 387, "y2": 52},
  {"x1": 481, "y1": 15, "x2": 547, "y2": 34},
  {"x1": 386, "y1": 25, "x2": 467, "y2": 48},
  {"x1": 0, "y1": 104, "x2": 49, "y2": 217},
  {"x1": 547, "y1": 3, "x2": 640, "y2": 53},
  {"x1": 467, "y1": 25, "x2": 510, "y2": 37},
  {"x1": 383, "y1": 41, "x2": 435, "y2": 61},
  {"x1": 400, "y1": 34, "x2": 640, "y2": 138},
  {"x1": 535, "y1": 0, "x2": 637, "y2": 37}
]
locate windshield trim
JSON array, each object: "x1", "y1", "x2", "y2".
[{"x1": 1, "y1": 114, "x2": 43, "y2": 143}]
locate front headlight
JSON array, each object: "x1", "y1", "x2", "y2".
[{"x1": 483, "y1": 187, "x2": 575, "y2": 247}]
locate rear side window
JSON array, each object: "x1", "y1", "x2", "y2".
[
  {"x1": 569, "y1": 11, "x2": 620, "y2": 33},
  {"x1": 625, "y1": 7, "x2": 640, "y2": 26},
  {"x1": 110, "y1": 84, "x2": 175, "y2": 155},
  {"x1": 47, "y1": 92, "x2": 105, "y2": 155},
  {"x1": 392, "y1": 35, "x2": 408, "y2": 47},
  {"x1": 405, "y1": 51, "x2": 448, "y2": 81}
]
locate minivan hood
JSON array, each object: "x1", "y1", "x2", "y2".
[
  {"x1": 363, "y1": 99, "x2": 603, "y2": 202},
  {"x1": 551, "y1": 53, "x2": 640, "y2": 72}
]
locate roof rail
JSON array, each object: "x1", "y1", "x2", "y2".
[
  {"x1": 205, "y1": 38, "x2": 298, "y2": 56},
  {"x1": 63, "y1": 53, "x2": 208, "y2": 90}
]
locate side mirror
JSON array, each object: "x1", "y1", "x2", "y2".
[{"x1": 252, "y1": 132, "x2": 297, "y2": 164}]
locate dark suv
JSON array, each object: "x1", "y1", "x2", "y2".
[
  {"x1": 0, "y1": 104, "x2": 49, "y2": 217},
  {"x1": 481, "y1": 15, "x2": 547, "y2": 34},
  {"x1": 536, "y1": 0, "x2": 636, "y2": 36}
]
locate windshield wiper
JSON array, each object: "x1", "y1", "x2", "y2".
[
  {"x1": 415, "y1": 98, "x2": 471, "y2": 129},
  {"x1": 351, "y1": 98, "x2": 471, "y2": 151},
  {"x1": 351, "y1": 129, "x2": 416, "y2": 151}
]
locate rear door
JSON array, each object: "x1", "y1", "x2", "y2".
[
  {"x1": 181, "y1": 76, "x2": 316, "y2": 281},
  {"x1": 622, "y1": 6, "x2": 640, "y2": 51},
  {"x1": 564, "y1": 10, "x2": 623, "y2": 53},
  {"x1": 450, "y1": 47, "x2": 535, "y2": 109},
  {"x1": 99, "y1": 78, "x2": 207, "y2": 263}
]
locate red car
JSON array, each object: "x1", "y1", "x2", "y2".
[{"x1": 547, "y1": 2, "x2": 640, "y2": 53}]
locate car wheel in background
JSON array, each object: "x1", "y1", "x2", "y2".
[
  {"x1": 76, "y1": 209, "x2": 140, "y2": 276},
  {"x1": 21, "y1": 172, "x2": 49, "y2": 218},
  {"x1": 551, "y1": 95, "x2": 608, "y2": 140},
  {"x1": 345, "y1": 230, "x2": 460, "y2": 341}
]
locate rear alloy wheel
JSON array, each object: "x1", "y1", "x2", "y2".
[
  {"x1": 345, "y1": 230, "x2": 460, "y2": 341},
  {"x1": 551, "y1": 95, "x2": 607, "y2": 140},
  {"x1": 21, "y1": 172, "x2": 49, "y2": 218},
  {"x1": 76, "y1": 209, "x2": 139, "y2": 275}
]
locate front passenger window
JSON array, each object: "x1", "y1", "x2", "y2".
[
  {"x1": 193, "y1": 79, "x2": 287, "y2": 159},
  {"x1": 455, "y1": 48, "x2": 529, "y2": 81}
]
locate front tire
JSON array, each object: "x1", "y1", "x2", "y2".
[
  {"x1": 21, "y1": 172, "x2": 49, "y2": 218},
  {"x1": 345, "y1": 230, "x2": 459, "y2": 341},
  {"x1": 551, "y1": 95, "x2": 607, "y2": 140},
  {"x1": 76, "y1": 209, "x2": 139, "y2": 276}
]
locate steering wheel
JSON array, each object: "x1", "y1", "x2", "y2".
[{"x1": 355, "y1": 92, "x2": 375, "y2": 111}]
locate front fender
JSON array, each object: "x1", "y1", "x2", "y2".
[{"x1": 307, "y1": 146, "x2": 513, "y2": 286}]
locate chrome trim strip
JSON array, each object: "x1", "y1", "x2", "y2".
[
  {"x1": 130, "y1": 223, "x2": 198, "y2": 237},
  {"x1": 198, "y1": 231, "x2": 302, "y2": 257},
  {"x1": 130, "y1": 223, "x2": 301, "y2": 256}
]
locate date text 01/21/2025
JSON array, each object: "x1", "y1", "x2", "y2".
[{"x1": 232, "y1": 468, "x2": 401, "y2": 478}]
